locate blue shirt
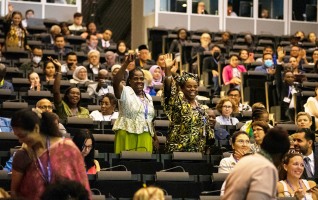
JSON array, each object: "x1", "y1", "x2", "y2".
[{"x1": 0, "y1": 117, "x2": 12, "y2": 132}]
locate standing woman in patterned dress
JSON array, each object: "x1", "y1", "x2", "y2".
[
  {"x1": 162, "y1": 54, "x2": 214, "y2": 153},
  {"x1": 112, "y1": 54, "x2": 158, "y2": 153}
]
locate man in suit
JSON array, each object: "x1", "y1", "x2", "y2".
[
  {"x1": 293, "y1": 128, "x2": 318, "y2": 182},
  {"x1": 52, "y1": 34, "x2": 73, "y2": 56},
  {"x1": 81, "y1": 34, "x2": 103, "y2": 54},
  {"x1": 135, "y1": 44, "x2": 155, "y2": 70}
]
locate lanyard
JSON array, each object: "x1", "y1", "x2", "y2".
[
  {"x1": 286, "y1": 179, "x2": 306, "y2": 200},
  {"x1": 36, "y1": 137, "x2": 52, "y2": 184},
  {"x1": 138, "y1": 96, "x2": 148, "y2": 120}
]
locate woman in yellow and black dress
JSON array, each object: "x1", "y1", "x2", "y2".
[{"x1": 162, "y1": 54, "x2": 214, "y2": 153}]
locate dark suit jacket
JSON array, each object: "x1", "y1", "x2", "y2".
[
  {"x1": 81, "y1": 45, "x2": 103, "y2": 55},
  {"x1": 302, "y1": 154, "x2": 318, "y2": 183},
  {"x1": 135, "y1": 58, "x2": 156, "y2": 70},
  {"x1": 98, "y1": 39, "x2": 117, "y2": 52}
]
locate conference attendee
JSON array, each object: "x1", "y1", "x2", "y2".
[
  {"x1": 116, "y1": 40, "x2": 129, "y2": 63},
  {"x1": 51, "y1": 34, "x2": 73, "y2": 56},
  {"x1": 104, "y1": 51, "x2": 117, "y2": 72},
  {"x1": 20, "y1": 46, "x2": 44, "y2": 74},
  {"x1": 202, "y1": 45, "x2": 222, "y2": 95},
  {"x1": 254, "y1": 53, "x2": 276, "y2": 75},
  {"x1": 43, "y1": 61, "x2": 56, "y2": 82},
  {"x1": 60, "y1": 22, "x2": 71, "y2": 36},
  {"x1": 168, "y1": 28, "x2": 189, "y2": 54},
  {"x1": 215, "y1": 97, "x2": 239, "y2": 126},
  {"x1": 251, "y1": 121, "x2": 270, "y2": 153},
  {"x1": 227, "y1": 3, "x2": 237, "y2": 17},
  {"x1": 86, "y1": 50, "x2": 106, "y2": 77},
  {"x1": 3, "y1": 11, "x2": 29, "y2": 50},
  {"x1": 70, "y1": 66, "x2": 93, "y2": 85},
  {"x1": 133, "y1": 186, "x2": 164, "y2": 200},
  {"x1": 277, "y1": 153, "x2": 318, "y2": 199},
  {"x1": 227, "y1": 88, "x2": 251, "y2": 112},
  {"x1": 308, "y1": 32, "x2": 318, "y2": 47},
  {"x1": 21, "y1": 9, "x2": 34, "y2": 28},
  {"x1": 216, "y1": 31, "x2": 232, "y2": 50},
  {"x1": 260, "y1": 8, "x2": 270, "y2": 18},
  {"x1": 72, "y1": 129, "x2": 100, "y2": 174},
  {"x1": 296, "y1": 112, "x2": 313, "y2": 130},
  {"x1": 111, "y1": 64, "x2": 121, "y2": 78},
  {"x1": 112, "y1": 54, "x2": 158, "y2": 153},
  {"x1": 222, "y1": 54, "x2": 247, "y2": 88},
  {"x1": 135, "y1": 44, "x2": 156, "y2": 70},
  {"x1": 255, "y1": 46, "x2": 274, "y2": 62},
  {"x1": 68, "y1": 12, "x2": 86, "y2": 31},
  {"x1": 10, "y1": 109, "x2": 91, "y2": 200},
  {"x1": 218, "y1": 131, "x2": 251, "y2": 173},
  {"x1": 222, "y1": 127, "x2": 290, "y2": 199},
  {"x1": 87, "y1": 69, "x2": 113, "y2": 97},
  {"x1": 196, "y1": 2, "x2": 208, "y2": 14},
  {"x1": 60, "y1": 52, "x2": 78, "y2": 73},
  {"x1": 81, "y1": 34, "x2": 103, "y2": 54},
  {"x1": 239, "y1": 49, "x2": 254, "y2": 64},
  {"x1": 191, "y1": 32, "x2": 213, "y2": 57},
  {"x1": 304, "y1": 86, "x2": 318, "y2": 130},
  {"x1": 293, "y1": 128, "x2": 318, "y2": 181},
  {"x1": 0, "y1": 63, "x2": 14, "y2": 92},
  {"x1": 41, "y1": 25, "x2": 61, "y2": 45},
  {"x1": 90, "y1": 93, "x2": 118, "y2": 121},
  {"x1": 309, "y1": 49, "x2": 318, "y2": 67},
  {"x1": 149, "y1": 65, "x2": 163, "y2": 85},
  {"x1": 80, "y1": 22, "x2": 103, "y2": 39},
  {"x1": 52, "y1": 59, "x2": 90, "y2": 121},
  {"x1": 28, "y1": 71, "x2": 41, "y2": 91},
  {"x1": 162, "y1": 54, "x2": 214, "y2": 153},
  {"x1": 99, "y1": 29, "x2": 116, "y2": 51}
]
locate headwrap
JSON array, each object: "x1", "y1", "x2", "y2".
[
  {"x1": 72, "y1": 66, "x2": 88, "y2": 84},
  {"x1": 174, "y1": 72, "x2": 199, "y2": 87},
  {"x1": 149, "y1": 65, "x2": 163, "y2": 85}
]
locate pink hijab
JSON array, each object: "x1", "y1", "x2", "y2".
[{"x1": 149, "y1": 65, "x2": 163, "y2": 85}]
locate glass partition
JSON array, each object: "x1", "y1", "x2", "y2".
[
  {"x1": 258, "y1": 0, "x2": 283, "y2": 19},
  {"x1": 227, "y1": 0, "x2": 253, "y2": 18},
  {"x1": 292, "y1": 0, "x2": 317, "y2": 22},
  {"x1": 191, "y1": 0, "x2": 218, "y2": 15}
]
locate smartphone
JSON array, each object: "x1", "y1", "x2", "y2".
[{"x1": 306, "y1": 185, "x2": 318, "y2": 192}]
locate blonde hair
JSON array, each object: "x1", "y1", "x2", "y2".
[{"x1": 133, "y1": 186, "x2": 164, "y2": 200}]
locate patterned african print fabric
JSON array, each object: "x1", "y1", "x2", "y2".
[{"x1": 162, "y1": 77, "x2": 214, "y2": 153}]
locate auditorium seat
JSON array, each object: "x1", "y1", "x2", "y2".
[
  {"x1": 1, "y1": 102, "x2": 28, "y2": 118},
  {"x1": 0, "y1": 132, "x2": 19, "y2": 151},
  {"x1": 0, "y1": 170, "x2": 11, "y2": 191},
  {"x1": 0, "y1": 89, "x2": 17, "y2": 104},
  {"x1": 93, "y1": 134, "x2": 115, "y2": 153}
]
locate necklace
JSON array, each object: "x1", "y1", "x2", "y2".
[{"x1": 285, "y1": 179, "x2": 306, "y2": 199}]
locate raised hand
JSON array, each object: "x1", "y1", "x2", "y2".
[{"x1": 164, "y1": 53, "x2": 174, "y2": 68}]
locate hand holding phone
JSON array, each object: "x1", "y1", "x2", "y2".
[{"x1": 306, "y1": 185, "x2": 318, "y2": 193}]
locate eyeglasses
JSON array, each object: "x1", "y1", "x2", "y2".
[
  {"x1": 37, "y1": 105, "x2": 53, "y2": 110},
  {"x1": 82, "y1": 144, "x2": 93, "y2": 150},
  {"x1": 222, "y1": 105, "x2": 232, "y2": 109},
  {"x1": 236, "y1": 140, "x2": 250, "y2": 145},
  {"x1": 228, "y1": 94, "x2": 240, "y2": 97}
]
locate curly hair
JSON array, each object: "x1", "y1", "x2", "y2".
[{"x1": 215, "y1": 97, "x2": 238, "y2": 114}]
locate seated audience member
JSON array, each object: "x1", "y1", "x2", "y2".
[
  {"x1": 294, "y1": 31, "x2": 306, "y2": 44},
  {"x1": 0, "y1": 63, "x2": 14, "y2": 92},
  {"x1": 277, "y1": 152, "x2": 318, "y2": 199},
  {"x1": 81, "y1": 34, "x2": 103, "y2": 54},
  {"x1": 28, "y1": 71, "x2": 41, "y2": 91},
  {"x1": 20, "y1": 46, "x2": 44, "y2": 74},
  {"x1": 255, "y1": 46, "x2": 274, "y2": 62},
  {"x1": 304, "y1": 86, "x2": 318, "y2": 130},
  {"x1": 35, "y1": 98, "x2": 67, "y2": 135},
  {"x1": 68, "y1": 12, "x2": 86, "y2": 31},
  {"x1": 244, "y1": 34, "x2": 255, "y2": 52},
  {"x1": 43, "y1": 61, "x2": 56, "y2": 82},
  {"x1": 227, "y1": 3, "x2": 237, "y2": 17},
  {"x1": 219, "y1": 131, "x2": 251, "y2": 173},
  {"x1": 53, "y1": 60, "x2": 90, "y2": 120},
  {"x1": 116, "y1": 40, "x2": 129, "y2": 63},
  {"x1": 276, "y1": 66, "x2": 300, "y2": 122},
  {"x1": 168, "y1": 28, "x2": 189, "y2": 54},
  {"x1": 254, "y1": 53, "x2": 276, "y2": 74},
  {"x1": 60, "y1": 22, "x2": 71, "y2": 36},
  {"x1": 21, "y1": 9, "x2": 34, "y2": 28},
  {"x1": 196, "y1": 1, "x2": 208, "y2": 14},
  {"x1": 216, "y1": 31, "x2": 232, "y2": 50},
  {"x1": 99, "y1": 29, "x2": 116, "y2": 51},
  {"x1": 227, "y1": 88, "x2": 251, "y2": 112},
  {"x1": 52, "y1": 34, "x2": 73, "y2": 56},
  {"x1": 104, "y1": 51, "x2": 117, "y2": 71},
  {"x1": 260, "y1": 8, "x2": 269, "y2": 18},
  {"x1": 72, "y1": 129, "x2": 100, "y2": 174},
  {"x1": 80, "y1": 22, "x2": 103, "y2": 39},
  {"x1": 70, "y1": 66, "x2": 93, "y2": 84},
  {"x1": 240, "y1": 107, "x2": 271, "y2": 138},
  {"x1": 223, "y1": 127, "x2": 290, "y2": 199},
  {"x1": 86, "y1": 50, "x2": 106, "y2": 77},
  {"x1": 90, "y1": 93, "x2": 118, "y2": 121},
  {"x1": 239, "y1": 49, "x2": 254, "y2": 64},
  {"x1": 142, "y1": 69, "x2": 156, "y2": 96},
  {"x1": 135, "y1": 44, "x2": 156, "y2": 70},
  {"x1": 41, "y1": 179, "x2": 89, "y2": 200},
  {"x1": 61, "y1": 52, "x2": 78, "y2": 73},
  {"x1": 202, "y1": 45, "x2": 222, "y2": 95},
  {"x1": 284, "y1": 45, "x2": 308, "y2": 66},
  {"x1": 287, "y1": 56, "x2": 305, "y2": 75},
  {"x1": 309, "y1": 49, "x2": 318, "y2": 66},
  {"x1": 42, "y1": 25, "x2": 61, "y2": 45},
  {"x1": 191, "y1": 32, "x2": 213, "y2": 57},
  {"x1": 111, "y1": 64, "x2": 121, "y2": 78},
  {"x1": 3, "y1": 11, "x2": 29, "y2": 50},
  {"x1": 133, "y1": 186, "x2": 164, "y2": 200},
  {"x1": 87, "y1": 69, "x2": 113, "y2": 97},
  {"x1": 308, "y1": 32, "x2": 318, "y2": 46},
  {"x1": 156, "y1": 54, "x2": 166, "y2": 76},
  {"x1": 296, "y1": 112, "x2": 313, "y2": 130},
  {"x1": 250, "y1": 121, "x2": 270, "y2": 153},
  {"x1": 222, "y1": 54, "x2": 247, "y2": 88},
  {"x1": 149, "y1": 65, "x2": 163, "y2": 85},
  {"x1": 215, "y1": 97, "x2": 239, "y2": 125}
]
